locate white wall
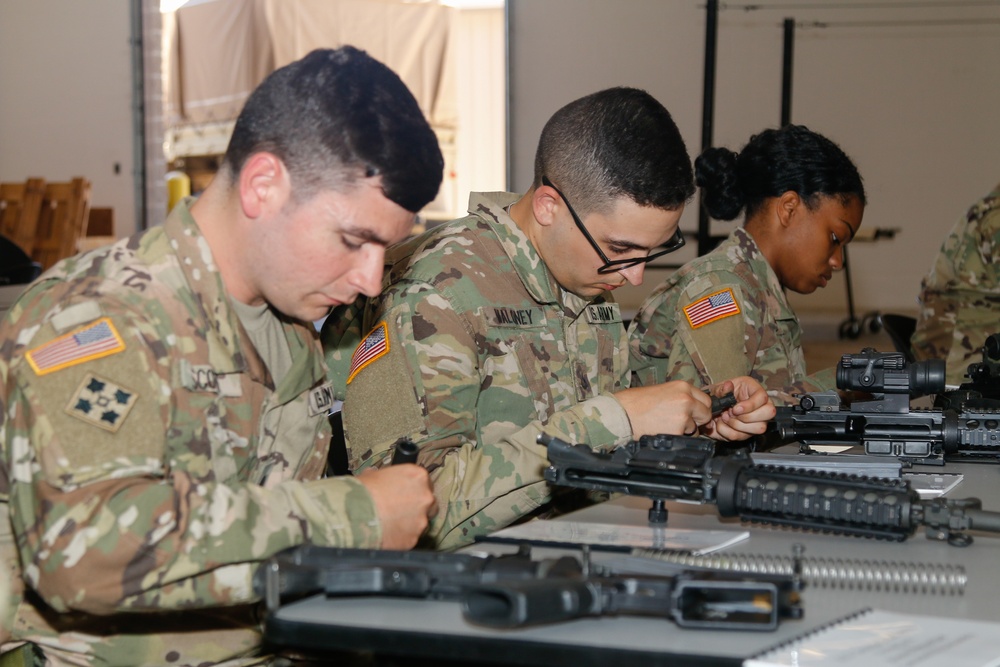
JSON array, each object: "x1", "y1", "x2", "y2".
[
  {"x1": 453, "y1": 8, "x2": 508, "y2": 208},
  {"x1": 0, "y1": 0, "x2": 136, "y2": 238},
  {"x1": 3, "y1": 0, "x2": 999, "y2": 322},
  {"x1": 508, "y1": 0, "x2": 1000, "y2": 322}
]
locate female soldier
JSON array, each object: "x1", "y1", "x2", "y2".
[{"x1": 628, "y1": 124, "x2": 866, "y2": 405}]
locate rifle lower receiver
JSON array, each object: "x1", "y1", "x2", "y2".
[
  {"x1": 255, "y1": 543, "x2": 803, "y2": 631},
  {"x1": 464, "y1": 569, "x2": 794, "y2": 630}
]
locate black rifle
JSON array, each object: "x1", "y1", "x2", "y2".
[
  {"x1": 254, "y1": 543, "x2": 804, "y2": 631},
  {"x1": 541, "y1": 432, "x2": 1000, "y2": 546},
  {"x1": 770, "y1": 347, "x2": 1000, "y2": 465},
  {"x1": 936, "y1": 332, "x2": 1000, "y2": 411}
]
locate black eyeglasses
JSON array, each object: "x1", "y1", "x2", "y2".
[{"x1": 542, "y1": 176, "x2": 685, "y2": 275}]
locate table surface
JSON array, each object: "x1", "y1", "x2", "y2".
[{"x1": 264, "y1": 455, "x2": 1000, "y2": 666}]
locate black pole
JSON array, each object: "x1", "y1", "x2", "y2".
[
  {"x1": 130, "y1": 0, "x2": 148, "y2": 231},
  {"x1": 698, "y1": 0, "x2": 719, "y2": 256},
  {"x1": 781, "y1": 18, "x2": 794, "y2": 127}
]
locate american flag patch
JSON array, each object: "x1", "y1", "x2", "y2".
[
  {"x1": 683, "y1": 288, "x2": 741, "y2": 329},
  {"x1": 26, "y1": 317, "x2": 126, "y2": 376},
  {"x1": 347, "y1": 321, "x2": 390, "y2": 384}
]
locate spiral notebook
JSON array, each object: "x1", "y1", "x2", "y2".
[
  {"x1": 479, "y1": 519, "x2": 749, "y2": 553},
  {"x1": 745, "y1": 608, "x2": 1000, "y2": 667}
]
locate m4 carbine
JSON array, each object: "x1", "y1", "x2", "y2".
[
  {"x1": 254, "y1": 543, "x2": 803, "y2": 631},
  {"x1": 541, "y1": 432, "x2": 1000, "y2": 546},
  {"x1": 770, "y1": 347, "x2": 1000, "y2": 465}
]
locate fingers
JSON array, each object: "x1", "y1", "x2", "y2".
[
  {"x1": 711, "y1": 377, "x2": 773, "y2": 416},
  {"x1": 356, "y1": 465, "x2": 438, "y2": 550},
  {"x1": 700, "y1": 377, "x2": 776, "y2": 441},
  {"x1": 616, "y1": 382, "x2": 714, "y2": 438}
]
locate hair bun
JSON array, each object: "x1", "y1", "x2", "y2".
[{"x1": 695, "y1": 146, "x2": 744, "y2": 220}]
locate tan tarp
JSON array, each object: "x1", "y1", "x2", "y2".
[
  {"x1": 164, "y1": 0, "x2": 275, "y2": 128},
  {"x1": 164, "y1": 0, "x2": 456, "y2": 131}
]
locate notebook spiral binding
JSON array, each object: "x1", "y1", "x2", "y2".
[
  {"x1": 632, "y1": 548, "x2": 967, "y2": 595},
  {"x1": 746, "y1": 606, "x2": 875, "y2": 663}
]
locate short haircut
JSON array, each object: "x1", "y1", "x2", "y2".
[
  {"x1": 696, "y1": 124, "x2": 867, "y2": 221},
  {"x1": 222, "y1": 46, "x2": 443, "y2": 213},
  {"x1": 533, "y1": 87, "x2": 695, "y2": 215}
]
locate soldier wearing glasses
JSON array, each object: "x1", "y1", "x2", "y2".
[{"x1": 322, "y1": 87, "x2": 775, "y2": 550}]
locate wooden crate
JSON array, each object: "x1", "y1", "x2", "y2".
[
  {"x1": 32, "y1": 178, "x2": 91, "y2": 270},
  {"x1": 77, "y1": 206, "x2": 116, "y2": 252},
  {"x1": 0, "y1": 177, "x2": 47, "y2": 255}
]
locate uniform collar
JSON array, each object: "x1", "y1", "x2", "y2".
[
  {"x1": 730, "y1": 226, "x2": 798, "y2": 321},
  {"x1": 468, "y1": 192, "x2": 602, "y2": 316},
  {"x1": 164, "y1": 199, "x2": 324, "y2": 396},
  {"x1": 163, "y1": 198, "x2": 247, "y2": 374}
]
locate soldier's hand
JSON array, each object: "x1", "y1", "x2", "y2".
[
  {"x1": 356, "y1": 465, "x2": 438, "y2": 549},
  {"x1": 700, "y1": 377, "x2": 775, "y2": 441},
  {"x1": 615, "y1": 381, "x2": 714, "y2": 438}
]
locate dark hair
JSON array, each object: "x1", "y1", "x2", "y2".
[
  {"x1": 696, "y1": 124, "x2": 866, "y2": 221},
  {"x1": 222, "y1": 46, "x2": 443, "y2": 213},
  {"x1": 533, "y1": 87, "x2": 695, "y2": 215}
]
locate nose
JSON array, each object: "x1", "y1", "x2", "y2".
[
  {"x1": 830, "y1": 246, "x2": 845, "y2": 271},
  {"x1": 350, "y1": 245, "x2": 386, "y2": 298},
  {"x1": 618, "y1": 262, "x2": 645, "y2": 286}
]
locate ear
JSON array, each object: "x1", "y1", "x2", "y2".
[
  {"x1": 238, "y1": 152, "x2": 288, "y2": 220},
  {"x1": 531, "y1": 184, "x2": 561, "y2": 227},
  {"x1": 775, "y1": 190, "x2": 801, "y2": 230}
]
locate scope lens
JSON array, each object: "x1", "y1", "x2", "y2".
[
  {"x1": 986, "y1": 334, "x2": 1000, "y2": 362},
  {"x1": 909, "y1": 359, "x2": 946, "y2": 395}
]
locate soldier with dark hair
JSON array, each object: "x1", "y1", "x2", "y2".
[
  {"x1": 912, "y1": 182, "x2": 1000, "y2": 386},
  {"x1": 629, "y1": 124, "x2": 867, "y2": 405},
  {"x1": 324, "y1": 87, "x2": 775, "y2": 551},
  {"x1": 0, "y1": 47, "x2": 441, "y2": 665}
]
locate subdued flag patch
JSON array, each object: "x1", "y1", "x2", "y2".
[
  {"x1": 26, "y1": 317, "x2": 125, "y2": 375},
  {"x1": 347, "y1": 321, "x2": 389, "y2": 384},
  {"x1": 683, "y1": 288, "x2": 741, "y2": 329},
  {"x1": 65, "y1": 373, "x2": 138, "y2": 432}
]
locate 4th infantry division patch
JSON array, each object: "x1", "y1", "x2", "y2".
[
  {"x1": 683, "y1": 288, "x2": 741, "y2": 329},
  {"x1": 65, "y1": 373, "x2": 139, "y2": 432}
]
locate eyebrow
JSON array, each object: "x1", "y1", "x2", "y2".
[
  {"x1": 600, "y1": 235, "x2": 653, "y2": 253},
  {"x1": 839, "y1": 219, "x2": 858, "y2": 242},
  {"x1": 342, "y1": 224, "x2": 403, "y2": 247}
]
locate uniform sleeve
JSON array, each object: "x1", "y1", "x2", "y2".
[
  {"x1": 913, "y1": 205, "x2": 1000, "y2": 384},
  {"x1": 627, "y1": 283, "x2": 674, "y2": 387},
  {"x1": 912, "y1": 289, "x2": 956, "y2": 366},
  {"x1": 630, "y1": 277, "x2": 754, "y2": 388},
  {"x1": 943, "y1": 302, "x2": 991, "y2": 385},
  {"x1": 342, "y1": 280, "x2": 631, "y2": 551},
  {"x1": 1, "y1": 291, "x2": 380, "y2": 616},
  {"x1": 630, "y1": 271, "x2": 832, "y2": 405}
]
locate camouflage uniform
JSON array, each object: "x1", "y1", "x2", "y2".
[
  {"x1": 912, "y1": 183, "x2": 1000, "y2": 385},
  {"x1": 0, "y1": 200, "x2": 381, "y2": 666},
  {"x1": 628, "y1": 227, "x2": 835, "y2": 406},
  {"x1": 323, "y1": 192, "x2": 632, "y2": 551}
]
